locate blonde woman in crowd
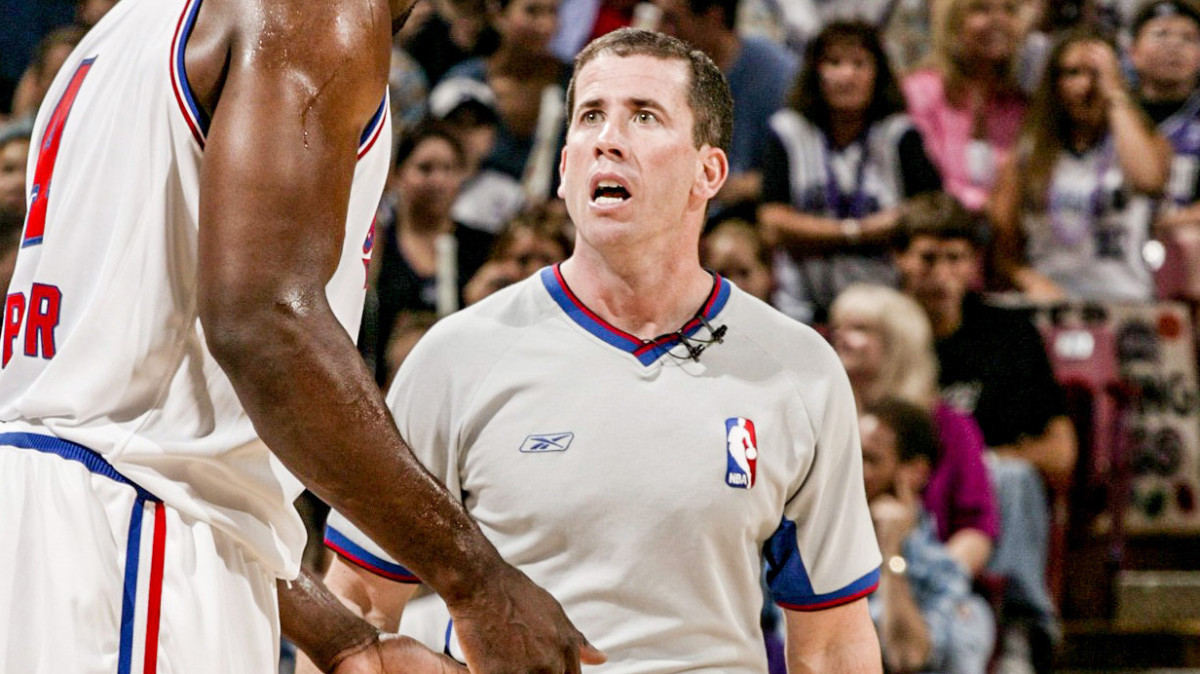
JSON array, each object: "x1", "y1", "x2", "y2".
[
  {"x1": 904, "y1": 0, "x2": 1029, "y2": 212},
  {"x1": 831, "y1": 283, "x2": 1065, "y2": 673}
]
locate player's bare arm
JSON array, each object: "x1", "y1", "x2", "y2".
[
  {"x1": 784, "y1": 599, "x2": 883, "y2": 673},
  {"x1": 294, "y1": 557, "x2": 422, "y2": 674},
  {"x1": 279, "y1": 570, "x2": 461, "y2": 674},
  {"x1": 186, "y1": 0, "x2": 598, "y2": 670}
]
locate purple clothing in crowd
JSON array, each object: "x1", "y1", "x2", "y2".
[{"x1": 924, "y1": 401, "x2": 1000, "y2": 543}]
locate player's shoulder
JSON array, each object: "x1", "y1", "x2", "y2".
[
  {"x1": 225, "y1": 0, "x2": 392, "y2": 77},
  {"x1": 721, "y1": 288, "x2": 853, "y2": 434},
  {"x1": 386, "y1": 274, "x2": 550, "y2": 408}
]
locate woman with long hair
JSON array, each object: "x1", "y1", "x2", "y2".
[
  {"x1": 903, "y1": 0, "x2": 1029, "y2": 212},
  {"x1": 991, "y1": 29, "x2": 1171, "y2": 301},
  {"x1": 758, "y1": 20, "x2": 941, "y2": 324}
]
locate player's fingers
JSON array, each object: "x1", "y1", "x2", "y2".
[
  {"x1": 430, "y1": 645, "x2": 468, "y2": 674},
  {"x1": 578, "y1": 637, "x2": 607, "y2": 665},
  {"x1": 560, "y1": 632, "x2": 605, "y2": 674}
]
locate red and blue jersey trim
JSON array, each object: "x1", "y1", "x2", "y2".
[
  {"x1": 325, "y1": 524, "x2": 420, "y2": 583},
  {"x1": 775, "y1": 568, "x2": 880, "y2": 612},
  {"x1": 539, "y1": 264, "x2": 731, "y2": 366},
  {"x1": 117, "y1": 496, "x2": 168, "y2": 674},
  {"x1": 357, "y1": 97, "x2": 388, "y2": 159},
  {"x1": 763, "y1": 517, "x2": 880, "y2": 611},
  {"x1": 170, "y1": 0, "x2": 209, "y2": 147},
  {"x1": 170, "y1": 0, "x2": 388, "y2": 159}
]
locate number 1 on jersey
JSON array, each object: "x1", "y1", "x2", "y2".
[{"x1": 23, "y1": 57, "x2": 95, "y2": 248}]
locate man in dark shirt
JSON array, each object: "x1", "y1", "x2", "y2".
[
  {"x1": 653, "y1": 0, "x2": 798, "y2": 216},
  {"x1": 894, "y1": 193, "x2": 1076, "y2": 487}
]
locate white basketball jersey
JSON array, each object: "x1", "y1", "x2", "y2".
[{"x1": 0, "y1": 0, "x2": 390, "y2": 577}]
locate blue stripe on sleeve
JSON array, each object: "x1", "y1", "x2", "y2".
[{"x1": 764, "y1": 517, "x2": 880, "y2": 611}]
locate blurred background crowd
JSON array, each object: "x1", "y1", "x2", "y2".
[{"x1": 4, "y1": 0, "x2": 1200, "y2": 672}]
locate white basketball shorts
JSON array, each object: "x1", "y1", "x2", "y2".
[{"x1": 0, "y1": 432, "x2": 280, "y2": 674}]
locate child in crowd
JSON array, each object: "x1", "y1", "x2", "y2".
[
  {"x1": 463, "y1": 200, "x2": 572, "y2": 305},
  {"x1": 701, "y1": 219, "x2": 775, "y2": 303}
]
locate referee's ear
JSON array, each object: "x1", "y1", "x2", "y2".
[{"x1": 693, "y1": 144, "x2": 729, "y2": 203}]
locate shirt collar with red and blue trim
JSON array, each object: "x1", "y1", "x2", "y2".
[{"x1": 539, "y1": 263, "x2": 731, "y2": 366}]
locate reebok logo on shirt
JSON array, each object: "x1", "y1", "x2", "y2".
[{"x1": 520, "y1": 432, "x2": 574, "y2": 453}]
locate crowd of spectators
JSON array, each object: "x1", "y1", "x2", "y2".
[{"x1": 5, "y1": 0, "x2": 1200, "y2": 673}]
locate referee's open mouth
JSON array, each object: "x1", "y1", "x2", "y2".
[
  {"x1": 590, "y1": 173, "x2": 632, "y2": 208},
  {"x1": 593, "y1": 181, "x2": 631, "y2": 204}
]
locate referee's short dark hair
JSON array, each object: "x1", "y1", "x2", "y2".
[
  {"x1": 567, "y1": 28, "x2": 734, "y2": 154},
  {"x1": 893, "y1": 191, "x2": 989, "y2": 252}
]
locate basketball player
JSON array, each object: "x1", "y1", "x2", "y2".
[
  {"x1": 318, "y1": 28, "x2": 884, "y2": 672},
  {"x1": 0, "y1": 0, "x2": 600, "y2": 671}
]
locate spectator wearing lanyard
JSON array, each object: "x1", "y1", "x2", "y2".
[
  {"x1": 991, "y1": 29, "x2": 1171, "y2": 301},
  {"x1": 759, "y1": 20, "x2": 940, "y2": 325}
]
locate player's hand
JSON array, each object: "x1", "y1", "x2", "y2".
[
  {"x1": 330, "y1": 634, "x2": 466, "y2": 674},
  {"x1": 447, "y1": 564, "x2": 606, "y2": 673}
]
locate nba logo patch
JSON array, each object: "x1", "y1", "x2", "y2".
[{"x1": 725, "y1": 417, "x2": 758, "y2": 489}]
